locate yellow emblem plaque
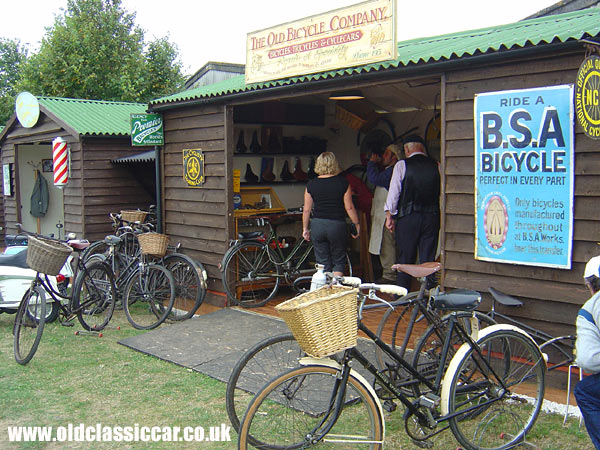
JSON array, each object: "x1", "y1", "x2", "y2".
[{"x1": 183, "y1": 149, "x2": 205, "y2": 187}]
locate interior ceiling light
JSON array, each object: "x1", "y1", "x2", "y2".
[{"x1": 329, "y1": 90, "x2": 364, "y2": 100}]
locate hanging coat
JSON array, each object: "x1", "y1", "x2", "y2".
[{"x1": 30, "y1": 170, "x2": 49, "y2": 217}]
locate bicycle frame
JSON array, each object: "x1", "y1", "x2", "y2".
[{"x1": 309, "y1": 296, "x2": 513, "y2": 441}]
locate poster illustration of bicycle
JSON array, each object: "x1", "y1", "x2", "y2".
[{"x1": 474, "y1": 85, "x2": 574, "y2": 269}]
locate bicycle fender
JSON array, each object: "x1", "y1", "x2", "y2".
[
  {"x1": 219, "y1": 240, "x2": 264, "y2": 272},
  {"x1": 440, "y1": 324, "x2": 545, "y2": 416},
  {"x1": 299, "y1": 356, "x2": 386, "y2": 440}
]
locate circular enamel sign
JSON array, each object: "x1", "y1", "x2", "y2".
[{"x1": 15, "y1": 92, "x2": 40, "y2": 128}]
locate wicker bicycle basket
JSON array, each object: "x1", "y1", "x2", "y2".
[
  {"x1": 137, "y1": 232, "x2": 169, "y2": 257},
  {"x1": 26, "y1": 235, "x2": 72, "y2": 276},
  {"x1": 120, "y1": 210, "x2": 148, "y2": 223},
  {"x1": 275, "y1": 285, "x2": 358, "y2": 358}
]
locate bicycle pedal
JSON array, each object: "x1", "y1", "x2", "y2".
[
  {"x1": 383, "y1": 400, "x2": 397, "y2": 413},
  {"x1": 61, "y1": 321, "x2": 75, "y2": 327},
  {"x1": 411, "y1": 438, "x2": 434, "y2": 448}
]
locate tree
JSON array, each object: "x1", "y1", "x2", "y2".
[
  {"x1": 19, "y1": 0, "x2": 185, "y2": 103},
  {"x1": 0, "y1": 38, "x2": 28, "y2": 125}
]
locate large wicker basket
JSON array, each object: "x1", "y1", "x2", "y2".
[
  {"x1": 138, "y1": 232, "x2": 168, "y2": 257},
  {"x1": 275, "y1": 285, "x2": 358, "y2": 358},
  {"x1": 121, "y1": 210, "x2": 148, "y2": 223},
  {"x1": 26, "y1": 235, "x2": 72, "y2": 276}
]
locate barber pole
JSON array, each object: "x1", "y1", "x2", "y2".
[{"x1": 52, "y1": 137, "x2": 68, "y2": 187}]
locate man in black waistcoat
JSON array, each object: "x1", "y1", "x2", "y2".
[{"x1": 384, "y1": 135, "x2": 440, "y2": 289}]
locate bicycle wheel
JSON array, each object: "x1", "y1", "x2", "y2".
[
  {"x1": 238, "y1": 364, "x2": 384, "y2": 449},
  {"x1": 411, "y1": 312, "x2": 496, "y2": 398},
  {"x1": 222, "y1": 241, "x2": 281, "y2": 308},
  {"x1": 443, "y1": 327, "x2": 545, "y2": 450},
  {"x1": 226, "y1": 333, "x2": 302, "y2": 438},
  {"x1": 14, "y1": 286, "x2": 46, "y2": 365},
  {"x1": 163, "y1": 253, "x2": 206, "y2": 320},
  {"x1": 123, "y1": 264, "x2": 175, "y2": 330},
  {"x1": 81, "y1": 240, "x2": 109, "y2": 263},
  {"x1": 74, "y1": 260, "x2": 117, "y2": 331}
]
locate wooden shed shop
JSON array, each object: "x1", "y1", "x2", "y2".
[
  {"x1": 0, "y1": 97, "x2": 155, "y2": 241},
  {"x1": 148, "y1": 8, "x2": 600, "y2": 338}
]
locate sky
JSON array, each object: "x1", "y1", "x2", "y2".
[{"x1": 2, "y1": 0, "x2": 558, "y2": 76}]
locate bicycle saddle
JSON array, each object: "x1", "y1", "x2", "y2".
[
  {"x1": 392, "y1": 261, "x2": 441, "y2": 278},
  {"x1": 238, "y1": 231, "x2": 263, "y2": 240},
  {"x1": 432, "y1": 289, "x2": 481, "y2": 311},
  {"x1": 488, "y1": 287, "x2": 523, "y2": 307},
  {"x1": 68, "y1": 239, "x2": 90, "y2": 251},
  {"x1": 0, "y1": 248, "x2": 29, "y2": 269}
]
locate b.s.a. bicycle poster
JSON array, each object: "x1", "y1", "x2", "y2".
[{"x1": 474, "y1": 85, "x2": 574, "y2": 269}]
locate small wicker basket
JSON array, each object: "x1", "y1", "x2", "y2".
[
  {"x1": 120, "y1": 210, "x2": 148, "y2": 223},
  {"x1": 138, "y1": 232, "x2": 169, "y2": 257},
  {"x1": 275, "y1": 285, "x2": 358, "y2": 358},
  {"x1": 26, "y1": 235, "x2": 72, "y2": 276}
]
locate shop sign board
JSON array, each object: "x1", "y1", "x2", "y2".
[
  {"x1": 246, "y1": 0, "x2": 396, "y2": 84},
  {"x1": 474, "y1": 85, "x2": 574, "y2": 269},
  {"x1": 575, "y1": 55, "x2": 600, "y2": 139},
  {"x1": 130, "y1": 113, "x2": 163, "y2": 146},
  {"x1": 183, "y1": 149, "x2": 205, "y2": 187}
]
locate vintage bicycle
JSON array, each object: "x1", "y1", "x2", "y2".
[
  {"x1": 238, "y1": 272, "x2": 546, "y2": 450},
  {"x1": 220, "y1": 215, "x2": 351, "y2": 308},
  {"x1": 13, "y1": 226, "x2": 116, "y2": 365}
]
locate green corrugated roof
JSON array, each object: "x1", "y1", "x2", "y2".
[
  {"x1": 150, "y1": 7, "x2": 600, "y2": 107},
  {"x1": 38, "y1": 97, "x2": 147, "y2": 136}
]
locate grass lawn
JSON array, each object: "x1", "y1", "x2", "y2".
[{"x1": 0, "y1": 308, "x2": 593, "y2": 449}]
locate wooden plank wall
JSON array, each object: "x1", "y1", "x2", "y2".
[
  {"x1": 162, "y1": 104, "x2": 230, "y2": 301},
  {"x1": 82, "y1": 138, "x2": 154, "y2": 242},
  {"x1": 0, "y1": 114, "x2": 79, "y2": 236},
  {"x1": 443, "y1": 51, "x2": 594, "y2": 336}
]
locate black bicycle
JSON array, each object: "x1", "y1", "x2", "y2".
[
  {"x1": 238, "y1": 274, "x2": 546, "y2": 450},
  {"x1": 220, "y1": 215, "x2": 351, "y2": 308},
  {"x1": 13, "y1": 227, "x2": 116, "y2": 365}
]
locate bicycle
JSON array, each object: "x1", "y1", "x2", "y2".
[
  {"x1": 226, "y1": 266, "x2": 494, "y2": 438},
  {"x1": 13, "y1": 226, "x2": 117, "y2": 365},
  {"x1": 85, "y1": 213, "x2": 207, "y2": 320},
  {"x1": 87, "y1": 234, "x2": 175, "y2": 330},
  {"x1": 220, "y1": 215, "x2": 352, "y2": 308},
  {"x1": 238, "y1": 276, "x2": 546, "y2": 450}
]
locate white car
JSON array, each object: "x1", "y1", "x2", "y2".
[{"x1": 0, "y1": 246, "x2": 73, "y2": 322}]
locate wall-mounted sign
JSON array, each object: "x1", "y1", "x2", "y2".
[
  {"x1": 15, "y1": 92, "x2": 40, "y2": 128},
  {"x1": 183, "y1": 149, "x2": 205, "y2": 187},
  {"x1": 575, "y1": 55, "x2": 600, "y2": 139},
  {"x1": 246, "y1": 0, "x2": 396, "y2": 84},
  {"x1": 3, "y1": 164, "x2": 12, "y2": 197},
  {"x1": 131, "y1": 113, "x2": 164, "y2": 146},
  {"x1": 474, "y1": 85, "x2": 574, "y2": 269}
]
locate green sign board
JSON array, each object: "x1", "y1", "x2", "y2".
[{"x1": 130, "y1": 113, "x2": 163, "y2": 146}]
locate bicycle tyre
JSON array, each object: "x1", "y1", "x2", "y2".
[
  {"x1": 74, "y1": 260, "x2": 117, "y2": 331},
  {"x1": 14, "y1": 286, "x2": 46, "y2": 365},
  {"x1": 238, "y1": 364, "x2": 384, "y2": 449},
  {"x1": 411, "y1": 311, "x2": 496, "y2": 398},
  {"x1": 123, "y1": 264, "x2": 175, "y2": 330},
  {"x1": 226, "y1": 333, "x2": 302, "y2": 439},
  {"x1": 222, "y1": 241, "x2": 281, "y2": 308},
  {"x1": 443, "y1": 326, "x2": 545, "y2": 450},
  {"x1": 81, "y1": 240, "x2": 109, "y2": 263},
  {"x1": 163, "y1": 253, "x2": 206, "y2": 320}
]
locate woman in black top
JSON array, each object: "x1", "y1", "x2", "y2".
[{"x1": 302, "y1": 152, "x2": 360, "y2": 276}]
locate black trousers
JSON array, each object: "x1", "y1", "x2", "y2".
[
  {"x1": 394, "y1": 212, "x2": 440, "y2": 290},
  {"x1": 310, "y1": 217, "x2": 348, "y2": 273}
]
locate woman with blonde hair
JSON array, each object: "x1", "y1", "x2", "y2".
[{"x1": 302, "y1": 152, "x2": 360, "y2": 276}]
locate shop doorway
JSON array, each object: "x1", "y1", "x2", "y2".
[{"x1": 17, "y1": 143, "x2": 65, "y2": 237}]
